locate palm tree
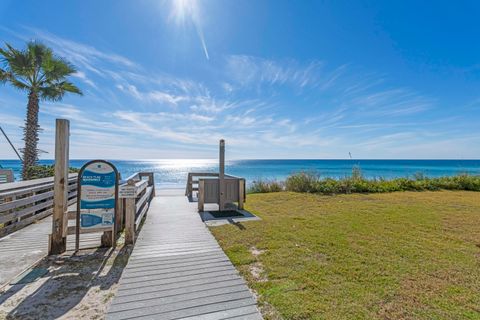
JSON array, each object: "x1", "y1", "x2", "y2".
[{"x1": 0, "y1": 42, "x2": 82, "y2": 179}]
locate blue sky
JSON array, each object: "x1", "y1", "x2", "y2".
[{"x1": 0, "y1": 0, "x2": 479, "y2": 159}]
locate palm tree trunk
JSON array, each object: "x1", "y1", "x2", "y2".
[{"x1": 21, "y1": 90, "x2": 40, "y2": 180}]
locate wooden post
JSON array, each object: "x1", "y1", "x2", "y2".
[
  {"x1": 122, "y1": 198, "x2": 126, "y2": 229},
  {"x1": 125, "y1": 197, "x2": 135, "y2": 245},
  {"x1": 101, "y1": 231, "x2": 114, "y2": 247},
  {"x1": 219, "y1": 139, "x2": 226, "y2": 211},
  {"x1": 114, "y1": 173, "x2": 123, "y2": 241},
  {"x1": 115, "y1": 193, "x2": 124, "y2": 235},
  {"x1": 149, "y1": 172, "x2": 156, "y2": 197},
  {"x1": 238, "y1": 179, "x2": 245, "y2": 210},
  {"x1": 140, "y1": 172, "x2": 155, "y2": 198},
  {"x1": 198, "y1": 179, "x2": 205, "y2": 212},
  {"x1": 185, "y1": 173, "x2": 192, "y2": 197},
  {"x1": 49, "y1": 119, "x2": 69, "y2": 255}
]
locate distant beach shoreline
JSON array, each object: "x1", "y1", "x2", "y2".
[{"x1": 1, "y1": 159, "x2": 479, "y2": 188}]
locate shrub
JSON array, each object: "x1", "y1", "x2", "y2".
[
  {"x1": 250, "y1": 172, "x2": 480, "y2": 195},
  {"x1": 285, "y1": 171, "x2": 319, "y2": 193},
  {"x1": 248, "y1": 179, "x2": 284, "y2": 193},
  {"x1": 24, "y1": 165, "x2": 79, "y2": 180},
  {"x1": 351, "y1": 165, "x2": 363, "y2": 180}
]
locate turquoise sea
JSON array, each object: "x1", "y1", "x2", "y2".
[{"x1": 1, "y1": 159, "x2": 479, "y2": 189}]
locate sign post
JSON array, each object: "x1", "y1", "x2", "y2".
[
  {"x1": 219, "y1": 139, "x2": 226, "y2": 211},
  {"x1": 75, "y1": 160, "x2": 118, "y2": 251},
  {"x1": 49, "y1": 119, "x2": 70, "y2": 255}
]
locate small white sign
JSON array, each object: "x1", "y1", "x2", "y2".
[{"x1": 119, "y1": 185, "x2": 137, "y2": 198}]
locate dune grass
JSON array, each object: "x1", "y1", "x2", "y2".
[
  {"x1": 210, "y1": 191, "x2": 480, "y2": 319},
  {"x1": 249, "y1": 171, "x2": 480, "y2": 194}
]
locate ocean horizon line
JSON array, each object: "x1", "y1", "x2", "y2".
[{"x1": 1, "y1": 158, "x2": 480, "y2": 161}]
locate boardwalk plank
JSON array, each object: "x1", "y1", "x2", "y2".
[
  {"x1": 115, "y1": 274, "x2": 245, "y2": 297},
  {"x1": 112, "y1": 279, "x2": 247, "y2": 304},
  {"x1": 182, "y1": 306, "x2": 263, "y2": 320},
  {"x1": 106, "y1": 193, "x2": 261, "y2": 319}
]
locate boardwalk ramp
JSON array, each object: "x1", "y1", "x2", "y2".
[{"x1": 106, "y1": 190, "x2": 262, "y2": 320}]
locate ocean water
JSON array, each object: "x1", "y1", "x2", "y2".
[{"x1": 1, "y1": 159, "x2": 479, "y2": 189}]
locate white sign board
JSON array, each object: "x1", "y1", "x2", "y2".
[{"x1": 119, "y1": 185, "x2": 137, "y2": 198}]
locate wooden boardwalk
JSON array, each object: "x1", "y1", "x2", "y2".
[
  {"x1": 106, "y1": 191, "x2": 262, "y2": 320},
  {"x1": 0, "y1": 215, "x2": 102, "y2": 287}
]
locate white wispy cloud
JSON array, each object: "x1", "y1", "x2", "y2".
[
  {"x1": 225, "y1": 55, "x2": 323, "y2": 89},
  {"x1": 26, "y1": 27, "x2": 137, "y2": 70},
  {"x1": 2, "y1": 27, "x2": 477, "y2": 159},
  {"x1": 72, "y1": 71, "x2": 97, "y2": 89}
]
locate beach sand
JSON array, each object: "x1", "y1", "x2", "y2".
[{"x1": 0, "y1": 244, "x2": 132, "y2": 320}]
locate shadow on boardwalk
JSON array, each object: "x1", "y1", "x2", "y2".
[{"x1": 0, "y1": 245, "x2": 132, "y2": 320}]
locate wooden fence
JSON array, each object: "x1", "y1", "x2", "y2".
[
  {"x1": 0, "y1": 174, "x2": 77, "y2": 238},
  {"x1": 0, "y1": 170, "x2": 155, "y2": 247}
]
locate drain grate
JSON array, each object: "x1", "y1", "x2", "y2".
[{"x1": 209, "y1": 210, "x2": 244, "y2": 218}]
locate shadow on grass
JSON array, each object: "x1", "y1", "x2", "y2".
[
  {"x1": 2, "y1": 245, "x2": 132, "y2": 320},
  {"x1": 228, "y1": 219, "x2": 246, "y2": 230}
]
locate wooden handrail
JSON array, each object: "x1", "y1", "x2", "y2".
[
  {"x1": 0, "y1": 174, "x2": 77, "y2": 237},
  {"x1": 124, "y1": 172, "x2": 155, "y2": 245},
  {"x1": 0, "y1": 173, "x2": 77, "y2": 193}
]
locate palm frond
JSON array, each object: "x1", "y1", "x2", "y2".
[
  {"x1": 0, "y1": 43, "x2": 35, "y2": 80},
  {"x1": 0, "y1": 68, "x2": 7, "y2": 84},
  {"x1": 41, "y1": 56, "x2": 77, "y2": 82},
  {"x1": 1, "y1": 41, "x2": 82, "y2": 97},
  {"x1": 39, "y1": 80, "x2": 82, "y2": 101},
  {"x1": 27, "y1": 42, "x2": 52, "y2": 70},
  {"x1": 9, "y1": 77, "x2": 30, "y2": 91}
]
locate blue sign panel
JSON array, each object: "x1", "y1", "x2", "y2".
[{"x1": 79, "y1": 161, "x2": 117, "y2": 229}]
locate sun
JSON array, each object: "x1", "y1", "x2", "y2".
[
  {"x1": 170, "y1": 0, "x2": 197, "y2": 25},
  {"x1": 168, "y1": 0, "x2": 210, "y2": 60}
]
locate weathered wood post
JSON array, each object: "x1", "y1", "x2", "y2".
[
  {"x1": 49, "y1": 119, "x2": 70, "y2": 255},
  {"x1": 185, "y1": 173, "x2": 192, "y2": 197},
  {"x1": 114, "y1": 173, "x2": 123, "y2": 240},
  {"x1": 124, "y1": 180, "x2": 136, "y2": 245},
  {"x1": 219, "y1": 139, "x2": 226, "y2": 211},
  {"x1": 238, "y1": 178, "x2": 245, "y2": 210},
  {"x1": 198, "y1": 179, "x2": 205, "y2": 212}
]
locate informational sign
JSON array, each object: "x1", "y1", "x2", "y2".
[
  {"x1": 78, "y1": 161, "x2": 118, "y2": 229},
  {"x1": 119, "y1": 184, "x2": 137, "y2": 198}
]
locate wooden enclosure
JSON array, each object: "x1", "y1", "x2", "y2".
[{"x1": 185, "y1": 140, "x2": 246, "y2": 212}]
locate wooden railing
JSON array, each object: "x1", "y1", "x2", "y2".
[
  {"x1": 0, "y1": 174, "x2": 77, "y2": 237},
  {"x1": 0, "y1": 169, "x2": 14, "y2": 184},
  {"x1": 185, "y1": 172, "x2": 238, "y2": 198},
  {"x1": 123, "y1": 172, "x2": 155, "y2": 245}
]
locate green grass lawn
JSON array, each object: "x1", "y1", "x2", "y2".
[{"x1": 209, "y1": 191, "x2": 480, "y2": 320}]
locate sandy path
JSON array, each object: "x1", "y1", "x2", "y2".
[{"x1": 0, "y1": 245, "x2": 132, "y2": 320}]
